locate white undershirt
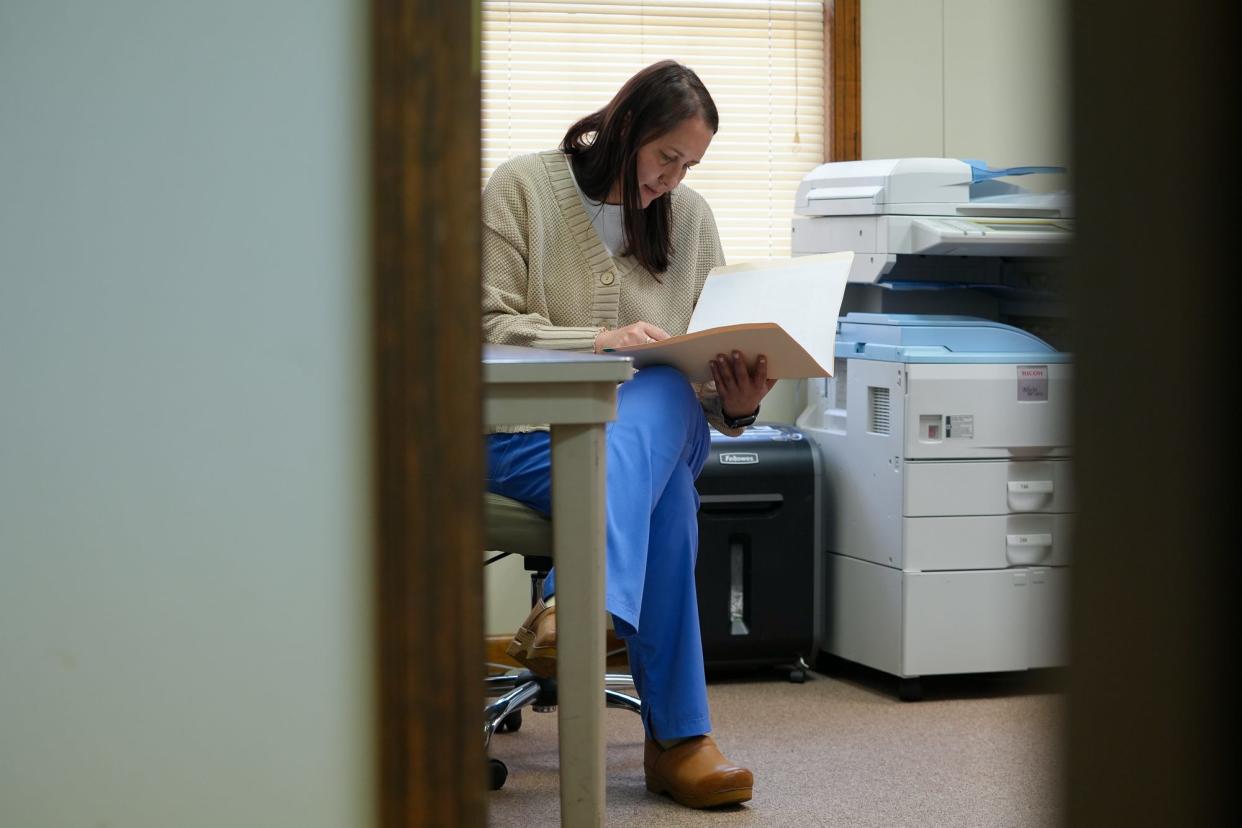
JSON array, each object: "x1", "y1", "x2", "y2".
[{"x1": 567, "y1": 159, "x2": 626, "y2": 257}]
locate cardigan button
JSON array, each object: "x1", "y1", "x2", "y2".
[{"x1": 600, "y1": 272, "x2": 615, "y2": 286}]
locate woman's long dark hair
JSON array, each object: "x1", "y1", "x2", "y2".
[{"x1": 560, "y1": 60, "x2": 718, "y2": 278}]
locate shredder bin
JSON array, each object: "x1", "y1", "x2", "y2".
[{"x1": 693, "y1": 424, "x2": 820, "y2": 674}]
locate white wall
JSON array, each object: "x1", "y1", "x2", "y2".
[
  {"x1": 0, "y1": 3, "x2": 373, "y2": 826},
  {"x1": 862, "y1": 0, "x2": 1069, "y2": 172},
  {"x1": 487, "y1": 554, "x2": 536, "y2": 638}
]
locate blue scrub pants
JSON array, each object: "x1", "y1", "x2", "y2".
[{"x1": 486, "y1": 365, "x2": 713, "y2": 740}]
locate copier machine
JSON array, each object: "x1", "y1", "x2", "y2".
[
  {"x1": 790, "y1": 158, "x2": 1074, "y2": 699},
  {"x1": 791, "y1": 157, "x2": 1072, "y2": 285}
]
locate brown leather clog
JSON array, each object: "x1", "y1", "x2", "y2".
[{"x1": 644, "y1": 735, "x2": 753, "y2": 809}]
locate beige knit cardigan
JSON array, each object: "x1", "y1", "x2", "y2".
[{"x1": 482, "y1": 150, "x2": 741, "y2": 436}]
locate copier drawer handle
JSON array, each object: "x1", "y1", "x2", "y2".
[
  {"x1": 1007, "y1": 481, "x2": 1053, "y2": 494},
  {"x1": 1006, "y1": 533, "x2": 1053, "y2": 565},
  {"x1": 1007, "y1": 480, "x2": 1054, "y2": 512}
]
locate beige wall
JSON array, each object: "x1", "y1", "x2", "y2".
[
  {"x1": 862, "y1": 0, "x2": 1069, "y2": 174},
  {"x1": 488, "y1": 553, "x2": 536, "y2": 638}
]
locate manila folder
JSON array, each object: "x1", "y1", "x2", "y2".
[{"x1": 616, "y1": 251, "x2": 852, "y2": 383}]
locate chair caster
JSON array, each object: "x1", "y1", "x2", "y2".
[
  {"x1": 488, "y1": 758, "x2": 508, "y2": 790},
  {"x1": 495, "y1": 710, "x2": 522, "y2": 733}
]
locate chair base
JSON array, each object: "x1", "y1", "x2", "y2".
[
  {"x1": 484, "y1": 669, "x2": 641, "y2": 791},
  {"x1": 483, "y1": 563, "x2": 640, "y2": 789},
  {"x1": 484, "y1": 669, "x2": 641, "y2": 749}
]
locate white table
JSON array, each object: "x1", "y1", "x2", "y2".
[{"x1": 482, "y1": 344, "x2": 634, "y2": 826}]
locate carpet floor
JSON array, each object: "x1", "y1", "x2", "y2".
[{"x1": 486, "y1": 661, "x2": 1066, "y2": 827}]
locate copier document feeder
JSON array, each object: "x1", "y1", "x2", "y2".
[
  {"x1": 797, "y1": 313, "x2": 1072, "y2": 698},
  {"x1": 791, "y1": 157, "x2": 1072, "y2": 285}
]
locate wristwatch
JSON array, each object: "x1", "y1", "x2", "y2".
[{"x1": 722, "y1": 407, "x2": 760, "y2": 429}]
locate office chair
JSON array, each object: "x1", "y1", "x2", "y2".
[{"x1": 483, "y1": 491, "x2": 641, "y2": 791}]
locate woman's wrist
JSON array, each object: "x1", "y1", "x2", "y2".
[
  {"x1": 721, "y1": 402, "x2": 760, "y2": 419},
  {"x1": 721, "y1": 405, "x2": 760, "y2": 429}
]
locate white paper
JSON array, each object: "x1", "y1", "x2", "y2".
[{"x1": 687, "y1": 251, "x2": 853, "y2": 371}]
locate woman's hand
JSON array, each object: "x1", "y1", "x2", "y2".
[
  {"x1": 709, "y1": 350, "x2": 777, "y2": 420},
  {"x1": 594, "y1": 321, "x2": 671, "y2": 352}
]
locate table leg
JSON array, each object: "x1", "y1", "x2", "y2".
[{"x1": 550, "y1": 422, "x2": 606, "y2": 826}]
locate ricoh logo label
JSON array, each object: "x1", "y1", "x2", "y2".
[
  {"x1": 1017, "y1": 364, "x2": 1049, "y2": 402},
  {"x1": 719, "y1": 452, "x2": 759, "y2": 465}
]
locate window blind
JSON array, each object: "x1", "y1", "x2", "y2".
[{"x1": 481, "y1": 0, "x2": 825, "y2": 262}]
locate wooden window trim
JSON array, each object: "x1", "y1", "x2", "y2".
[{"x1": 825, "y1": 0, "x2": 861, "y2": 161}]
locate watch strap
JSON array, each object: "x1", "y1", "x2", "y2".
[{"x1": 722, "y1": 407, "x2": 760, "y2": 429}]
